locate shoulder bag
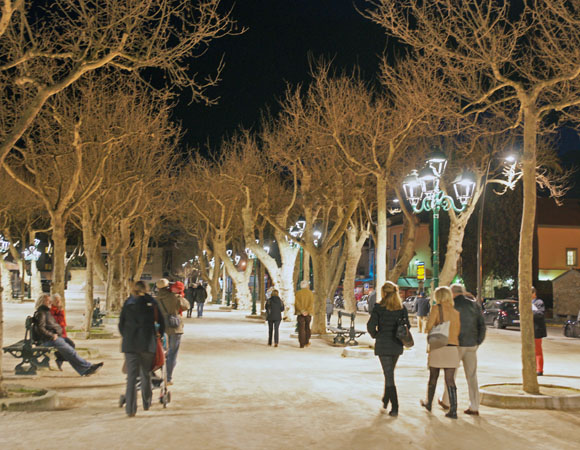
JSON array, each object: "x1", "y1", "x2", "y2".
[
  {"x1": 427, "y1": 304, "x2": 450, "y2": 350},
  {"x1": 159, "y1": 298, "x2": 180, "y2": 329},
  {"x1": 396, "y1": 308, "x2": 414, "y2": 348}
]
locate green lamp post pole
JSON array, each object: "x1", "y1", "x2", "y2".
[
  {"x1": 252, "y1": 256, "x2": 258, "y2": 315},
  {"x1": 403, "y1": 150, "x2": 476, "y2": 291}
]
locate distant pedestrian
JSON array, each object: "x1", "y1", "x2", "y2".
[
  {"x1": 326, "y1": 297, "x2": 334, "y2": 325},
  {"x1": 156, "y1": 279, "x2": 189, "y2": 385},
  {"x1": 185, "y1": 284, "x2": 195, "y2": 318},
  {"x1": 414, "y1": 293, "x2": 430, "y2": 333},
  {"x1": 266, "y1": 289, "x2": 284, "y2": 347},
  {"x1": 532, "y1": 287, "x2": 547, "y2": 376},
  {"x1": 33, "y1": 294, "x2": 103, "y2": 376},
  {"x1": 439, "y1": 284, "x2": 486, "y2": 416},
  {"x1": 49, "y1": 293, "x2": 76, "y2": 371},
  {"x1": 367, "y1": 289, "x2": 377, "y2": 314},
  {"x1": 118, "y1": 281, "x2": 165, "y2": 417},
  {"x1": 420, "y1": 286, "x2": 461, "y2": 419},
  {"x1": 294, "y1": 280, "x2": 314, "y2": 348},
  {"x1": 194, "y1": 282, "x2": 208, "y2": 317},
  {"x1": 367, "y1": 281, "x2": 410, "y2": 416}
]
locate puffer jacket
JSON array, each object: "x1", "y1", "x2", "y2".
[
  {"x1": 118, "y1": 294, "x2": 163, "y2": 354},
  {"x1": 33, "y1": 305, "x2": 63, "y2": 342},
  {"x1": 367, "y1": 305, "x2": 408, "y2": 356},
  {"x1": 266, "y1": 295, "x2": 285, "y2": 321}
]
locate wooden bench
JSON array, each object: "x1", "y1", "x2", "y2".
[
  {"x1": 327, "y1": 311, "x2": 366, "y2": 346},
  {"x1": 2, "y1": 316, "x2": 53, "y2": 375}
]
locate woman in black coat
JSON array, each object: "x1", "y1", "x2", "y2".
[
  {"x1": 118, "y1": 281, "x2": 165, "y2": 417},
  {"x1": 265, "y1": 290, "x2": 284, "y2": 347},
  {"x1": 367, "y1": 281, "x2": 410, "y2": 417}
]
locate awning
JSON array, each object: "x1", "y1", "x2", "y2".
[{"x1": 397, "y1": 277, "x2": 429, "y2": 289}]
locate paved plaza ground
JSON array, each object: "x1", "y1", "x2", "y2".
[{"x1": 1, "y1": 294, "x2": 580, "y2": 450}]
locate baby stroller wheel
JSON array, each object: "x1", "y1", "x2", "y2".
[{"x1": 119, "y1": 394, "x2": 126, "y2": 408}]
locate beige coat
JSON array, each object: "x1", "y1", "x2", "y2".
[
  {"x1": 156, "y1": 288, "x2": 189, "y2": 335},
  {"x1": 426, "y1": 302, "x2": 460, "y2": 346},
  {"x1": 294, "y1": 288, "x2": 315, "y2": 316}
]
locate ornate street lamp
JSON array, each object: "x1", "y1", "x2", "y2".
[{"x1": 402, "y1": 150, "x2": 475, "y2": 289}]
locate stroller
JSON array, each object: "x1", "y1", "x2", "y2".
[{"x1": 119, "y1": 334, "x2": 171, "y2": 409}]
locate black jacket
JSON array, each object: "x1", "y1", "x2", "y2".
[
  {"x1": 118, "y1": 294, "x2": 164, "y2": 353},
  {"x1": 367, "y1": 305, "x2": 408, "y2": 356},
  {"x1": 414, "y1": 296, "x2": 431, "y2": 317},
  {"x1": 533, "y1": 297, "x2": 547, "y2": 339},
  {"x1": 194, "y1": 285, "x2": 208, "y2": 304},
  {"x1": 33, "y1": 305, "x2": 62, "y2": 342},
  {"x1": 266, "y1": 295, "x2": 284, "y2": 321},
  {"x1": 453, "y1": 295, "x2": 486, "y2": 347}
]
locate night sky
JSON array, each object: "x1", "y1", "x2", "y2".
[{"x1": 178, "y1": 0, "x2": 386, "y2": 150}]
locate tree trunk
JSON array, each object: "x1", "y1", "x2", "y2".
[
  {"x1": 224, "y1": 260, "x2": 253, "y2": 310},
  {"x1": 519, "y1": 106, "x2": 539, "y2": 394},
  {"x1": 438, "y1": 215, "x2": 468, "y2": 286},
  {"x1": 81, "y1": 211, "x2": 96, "y2": 332},
  {"x1": 376, "y1": 177, "x2": 388, "y2": 302},
  {"x1": 343, "y1": 226, "x2": 370, "y2": 313},
  {"x1": 0, "y1": 283, "x2": 5, "y2": 397},
  {"x1": 388, "y1": 213, "x2": 418, "y2": 283},
  {"x1": 1, "y1": 259, "x2": 12, "y2": 304},
  {"x1": 51, "y1": 216, "x2": 67, "y2": 305},
  {"x1": 277, "y1": 240, "x2": 298, "y2": 318},
  {"x1": 310, "y1": 253, "x2": 329, "y2": 334}
]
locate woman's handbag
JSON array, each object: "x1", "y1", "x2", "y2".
[
  {"x1": 159, "y1": 300, "x2": 180, "y2": 329},
  {"x1": 396, "y1": 309, "x2": 414, "y2": 348},
  {"x1": 427, "y1": 304, "x2": 450, "y2": 350}
]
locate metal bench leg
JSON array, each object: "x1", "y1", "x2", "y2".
[
  {"x1": 15, "y1": 361, "x2": 37, "y2": 376},
  {"x1": 31, "y1": 354, "x2": 50, "y2": 369}
]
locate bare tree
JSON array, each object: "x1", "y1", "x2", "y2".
[
  {"x1": 0, "y1": 0, "x2": 239, "y2": 165},
  {"x1": 366, "y1": 0, "x2": 580, "y2": 393}
]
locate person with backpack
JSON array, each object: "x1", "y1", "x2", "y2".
[
  {"x1": 33, "y1": 294, "x2": 103, "y2": 376},
  {"x1": 265, "y1": 289, "x2": 284, "y2": 347}
]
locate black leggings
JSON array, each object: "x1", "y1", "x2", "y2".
[
  {"x1": 379, "y1": 355, "x2": 399, "y2": 387},
  {"x1": 428, "y1": 367, "x2": 456, "y2": 388},
  {"x1": 268, "y1": 320, "x2": 281, "y2": 345}
]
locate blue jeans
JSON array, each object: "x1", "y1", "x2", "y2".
[
  {"x1": 42, "y1": 337, "x2": 92, "y2": 375},
  {"x1": 166, "y1": 334, "x2": 182, "y2": 382},
  {"x1": 197, "y1": 302, "x2": 204, "y2": 317}
]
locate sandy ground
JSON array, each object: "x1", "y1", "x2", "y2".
[{"x1": 1, "y1": 294, "x2": 580, "y2": 450}]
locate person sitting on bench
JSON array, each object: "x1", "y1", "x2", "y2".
[{"x1": 33, "y1": 294, "x2": 103, "y2": 376}]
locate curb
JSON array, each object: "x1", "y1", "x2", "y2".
[
  {"x1": 341, "y1": 346, "x2": 375, "y2": 358},
  {"x1": 480, "y1": 383, "x2": 580, "y2": 410},
  {"x1": 0, "y1": 385, "x2": 58, "y2": 412}
]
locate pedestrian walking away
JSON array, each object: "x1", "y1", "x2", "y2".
[
  {"x1": 194, "y1": 282, "x2": 208, "y2": 317},
  {"x1": 156, "y1": 279, "x2": 190, "y2": 384},
  {"x1": 295, "y1": 280, "x2": 315, "y2": 348},
  {"x1": 367, "y1": 281, "x2": 410, "y2": 417},
  {"x1": 266, "y1": 289, "x2": 284, "y2": 346},
  {"x1": 420, "y1": 286, "x2": 461, "y2": 419},
  {"x1": 33, "y1": 294, "x2": 103, "y2": 376},
  {"x1": 532, "y1": 286, "x2": 547, "y2": 376},
  {"x1": 185, "y1": 284, "x2": 195, "y2": 318},
  {"x1": 439, "y1": 284, "x2": 486, "y2": 416},
  {"x1": 118, "y1": 281, "x2": 165, "y2": 417},
  {"x1": 367, "y1": 289, "x2": 377, "y2": 314},
  {"x1": 414, "y1": 293, "x2": 430, "y2": 333}
]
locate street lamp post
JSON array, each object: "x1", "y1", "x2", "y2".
[
  {"x1": 23, "y1": 239, "x2": 42, "y2": 299},
  {"x1": 402, "y1": 150, "x2": 476, "y2": 290}
]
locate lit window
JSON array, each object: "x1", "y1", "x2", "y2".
[{"x1": 566, "y1": 249, "x2": 577, "y2": 266}]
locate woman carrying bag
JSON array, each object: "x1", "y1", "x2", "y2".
[
  {"x1": 366, "y1": 281, "x2": 410, "y2": 417},
  {"x1": 421, "y1": 286, "x2": 461, "y2": 419}
]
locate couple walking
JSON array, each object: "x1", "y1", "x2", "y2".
[{"x1": 367, "y1": 282, "x2": 485, "y2": 418}]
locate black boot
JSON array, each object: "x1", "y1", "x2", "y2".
[
  {"x1": 421, "y1": 384, "x2": 436, "y2": 412},
  {"x1": 445, "y1": 386, "x2": 458, "y2": 419},
  {"x1": 388, "y1": 386, "x2": 398, "y2": 417},
  {"x1": 381, "y1": 386, "x2": 391, "y2": 411}
]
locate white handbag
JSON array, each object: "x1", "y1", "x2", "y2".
[{"x1": 427, "y1": 304, "x2": 450, "y2": 350}]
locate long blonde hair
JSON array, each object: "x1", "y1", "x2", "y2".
[
  {"x1": 434, "y1": 286, "x2": 453, "y2": 306},
  {"x1": 379, "y1": 281, "x2": 403, "y2": 311},
  {"x1": 35, "y1": 293, "x2": 50, "y2": 310}
]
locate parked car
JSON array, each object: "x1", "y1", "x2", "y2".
[
  {"x1": 563, "y1": 313, "x2": 580, "y2": 338},
  {"x1": 483, "y1": 299, "x2": 520, "y2": 329},
  {"x1": 403, "y1": 296, "x2": 418, "y2": 312},
  {"x1": 356, "y1": 295, "x2": 369, "y2": 312}
]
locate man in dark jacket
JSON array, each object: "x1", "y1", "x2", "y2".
[
  {"x1": 33, "y1": 293, "x2": 103, "y2": 376},
  {"x1": 118, "y1": 281, "x2": 165, "y2": 417},
  {"x1": 194, "y1": 282, "x2": 208, "y2": 317},
  {"x1": 185, "y1": 285, "x2": 195, "y2": 318},
  {"x1": 532, "y1": 286, "x2": 547, "y2": 376},
  {"x1": 414, "y1": 293, "x2": 430, "y2": 333},
  {"x1": 440, "y1": 284, "x2": 486, "y2": 416},
  {"x1": 367, "y1": 289, "x2": 377, "y2": 314}
]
